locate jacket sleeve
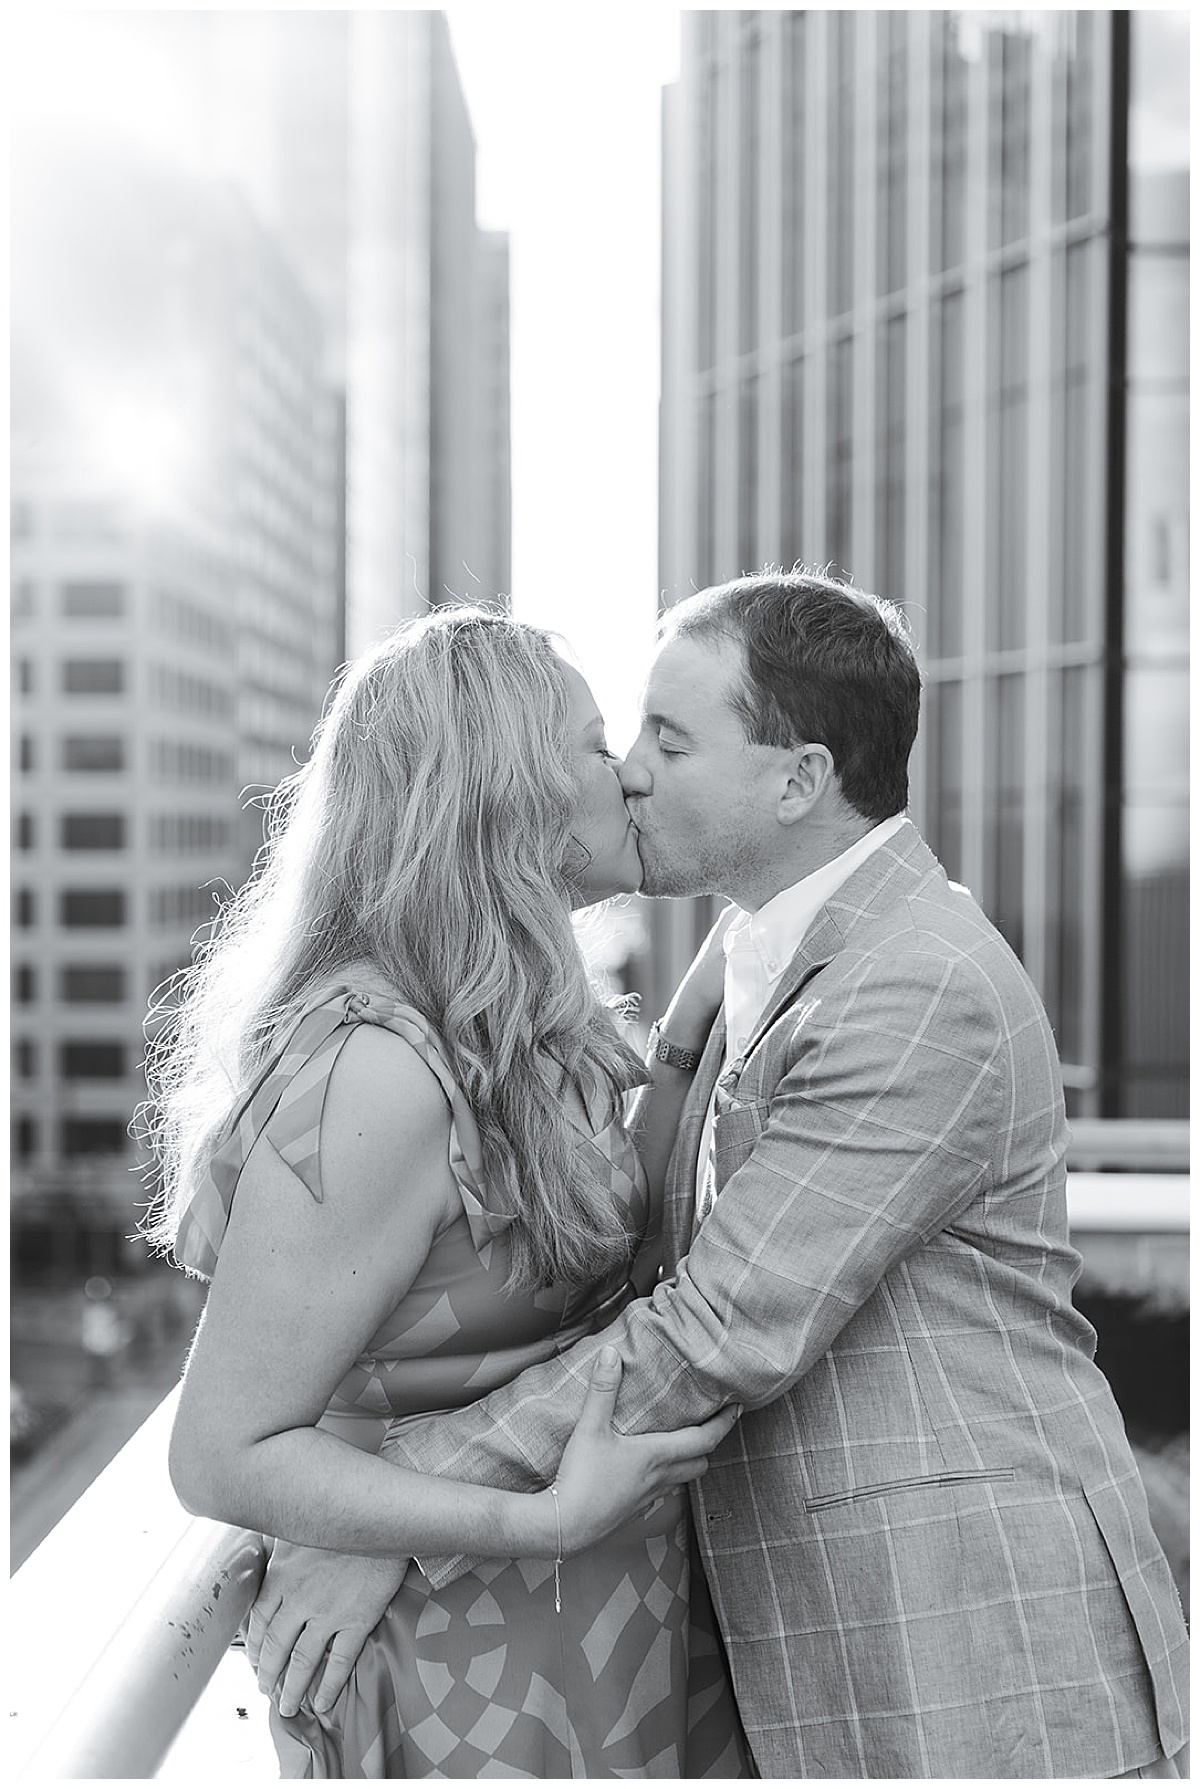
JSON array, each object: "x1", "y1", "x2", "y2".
[{"x1": 383, "y1": 950, "x2": 1004, "y2": 1586}]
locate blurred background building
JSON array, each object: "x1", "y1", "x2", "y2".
[
  {"x1": 653, "y1": 10, "x2": 1188, "y2": 1124},
  {"x1": 10, "y1": 11, "x2": 510, "y2": 1281},
  {"x1": 196, "y1": 10, "x2": 512, "y2": 646}
]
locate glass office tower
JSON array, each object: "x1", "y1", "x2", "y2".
[{"x1": 656, "y1": 11, "x2": 1188, "y2": 1117}]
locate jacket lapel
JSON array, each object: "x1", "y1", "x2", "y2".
[
  {"x1": 657, "y1": 821, "x2": 941, "y2": 1262},
  {"x1": 662, "y1": 1010, "x2": 725, "y2": 1266}
]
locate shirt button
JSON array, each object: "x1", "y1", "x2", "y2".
[{"x1": 735, "y1": 1034, "x2": 748, "y2": 1049}]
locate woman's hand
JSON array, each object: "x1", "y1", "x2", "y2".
[
  {"x1": 244, "y1": 1539, "x2": 409, "y2": 1718},
  {"x1": 547, "y1": 1346, "x2": 740, "y2": 1555}
]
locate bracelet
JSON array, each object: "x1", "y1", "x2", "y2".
[
  {"x1": 548, "y1": 1481, "x2": 563, "y2": 1614},
  {"x1": 646, "y1": 1021, "x2": 703, "y2": 1074}
]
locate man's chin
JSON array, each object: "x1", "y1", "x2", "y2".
[{"x1": 635, "y1": 854, "x2": 690, "y2": 900}]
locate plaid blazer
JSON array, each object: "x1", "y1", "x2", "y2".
[{"x1": 384, "y1": 824, "x2": 1189, "y2": 1777}]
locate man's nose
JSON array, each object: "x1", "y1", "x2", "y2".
[{"x1": 619, "y1": 752, "x2": 652, "y2": 797}]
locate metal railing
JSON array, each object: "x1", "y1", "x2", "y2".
[
  {"x1": 1066, "y1": 1118, "x2": 1190, "y2": 1173},
  {"x1": 8, "y1": 1386, "x2": 267, "y2": 1780},
  {"x1": 7, "y1": 1132, "x2": 1189, "y2": 1778}
]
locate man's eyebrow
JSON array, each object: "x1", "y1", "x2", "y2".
[{"x1": 644, "y1": 709, "x2": 696, "y2": 745}]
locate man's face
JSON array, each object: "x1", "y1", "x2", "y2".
[{"x1": 621, "y1": 632, "x2": 785, "y2": 902}]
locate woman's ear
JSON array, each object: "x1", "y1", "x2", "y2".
[{"x1": 562, "y1": 835, "x2": 594, "y2": 881}]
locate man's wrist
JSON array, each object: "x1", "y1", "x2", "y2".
[{"x1": 646, "y1": 1020, "x2": 704, "y2": 1073}]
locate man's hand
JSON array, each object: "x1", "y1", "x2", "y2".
[{"x1": 244, "y1": 1539, "x2": 408, "y2": 1717}]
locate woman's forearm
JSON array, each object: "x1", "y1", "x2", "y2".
[{"x1": 170, "y1": 1421, "x2": 558, "y2": 1561}]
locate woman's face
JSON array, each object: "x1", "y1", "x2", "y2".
[{"x1": 560, "y1": 663, "x2": 643, "y2": 906}]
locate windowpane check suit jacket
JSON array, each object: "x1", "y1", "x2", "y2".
[{"x1": 384, "y1": 824, "x2": 1189, "y2": 1778}]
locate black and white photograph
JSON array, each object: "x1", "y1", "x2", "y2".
[{"x1": 9, "y1": 6, "x2": 1189, "y2": 1779}]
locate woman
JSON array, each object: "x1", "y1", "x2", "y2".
[{"x1": 140, "y1": 608, "x2": 747, "y2": 1778}]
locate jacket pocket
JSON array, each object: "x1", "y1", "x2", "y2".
[
  {"x1": 711, "y1": 1096, "x2": 770, "y2": 1159},
  {"x1": 804, "y1": 1466, "x2": 1015, "y2": 1512}
]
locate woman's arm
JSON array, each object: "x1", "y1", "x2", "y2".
[
  {"x1": 627, "y1": 905, "x2": 736, "y2": 1200},
  {"x1": 170, "y1": 1024, "x2": 730, "y2": 1563}
]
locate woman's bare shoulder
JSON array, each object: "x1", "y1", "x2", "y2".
[{"x1": 318, "y1": 1021, "x2": 455, "y2": 1222}]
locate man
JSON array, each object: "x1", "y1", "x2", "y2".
[{"x1": 263, "y1": 573, "x2": 1189, "y2": 1776}]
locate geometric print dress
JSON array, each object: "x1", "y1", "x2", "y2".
[{"x1": 173, "y1": 982, "x2": 750, "y2": 1779}]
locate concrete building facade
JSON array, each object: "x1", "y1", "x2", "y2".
[{"x1": 655, "y1": 10, "x2": 1188, "y2": 1118}]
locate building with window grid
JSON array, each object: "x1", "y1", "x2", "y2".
[
  {"x1": 653, "y1": 10, "x2": 1188, "y2": 1118},
  {"x1": 10, "y1": 148, "x2": 337, "y2": 1203}
]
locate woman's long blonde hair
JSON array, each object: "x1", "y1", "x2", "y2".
[{"x1": 138, "y1": 607, "x2": 645, "y2": 1292}]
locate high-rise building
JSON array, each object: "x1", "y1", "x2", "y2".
[
  {"x1": 10, "y1": 143, "x2": 338, "y2": 1201},
  {"x1": 655, "y1": 10, "x2": 1188, "y2": 1117},
  {"x1": 202, "y1": 9, "x2": 513, "y2": 646}
]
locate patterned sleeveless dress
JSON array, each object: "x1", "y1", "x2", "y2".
[{"x1": 175, "y1": 983, "x2": 749, "y2": 1779}]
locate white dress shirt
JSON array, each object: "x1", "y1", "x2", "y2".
[{"x1": 695, "y1": 813, "x2": 907, "y2": 1213}]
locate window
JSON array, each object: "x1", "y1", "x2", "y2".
[
  {"x1": 60, "y1": 890, "x2": 126, "y2": 928},
  {"x1": 63, "y1": 659, "x2": 124, "y2": 695},
  {"x1": 13, "y1": 1116, "x2": 38, "y2": 1162},
  {"x1": 61, "y1": 1040, "x2": 127, "y2": 1080},
  {"x1": 61, "y1": 965, "x2": 126, "y2": 1003},
  {"x1": 17, "y1": 658, "x2": 34, "y2": 695},
  {"x1": 15, "y1": 964, "x2": 37, "y2": 1003},
  {"x1": 150, "y1": 885, "x2": 218, "y2": 927},
  {"x1": 62, "y1": 1118, "x2": 128, "y2": 1158},
  {"x1": 19, "y1": 734, "x2": 35, "y2": 772},
  {"x1": 14, "y1": 1039, "x2": 37, "y2": 1078},
  {"x1": 63, "y1": 736, "x2": 125, "y2": 772},
  {"x1": 13, "y1": 581, "x2": 35, "y2": 619},
  {"x1": 14, "y1": 889, "x2": 36, "y2": 928},
  {"x1": 16, "y1": 812, "x2": 35, "y2": 850},
  {"x1": 782, "y1": 15, "x2": 807, "y2": 337},
  {"x1": 62, "y1": 581, "x2": 125, "y2": 618},
  {"x1": 781, "y1": 357, "x2": 806, "y2": 568},
  {"x1": 61, "y1": 813, "x2": 126, "y2": 850},
  {"x1": 738, "y1": 27, "x2": 761, "y2": 354}
]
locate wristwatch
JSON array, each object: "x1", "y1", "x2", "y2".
[{"x1": 646, "y1": 1021, "x2": 704, "y2": 1073}]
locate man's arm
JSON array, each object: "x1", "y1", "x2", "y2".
[{"x1": 384, "y1": 951, "x2": 1003, "y2": 1583}]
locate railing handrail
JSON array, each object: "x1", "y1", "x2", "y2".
[
  {"x1": 8, "y1": 1385, "x2": 266, "y2": 1780},
  {"x1": 1066, "y1": 1118, "x2": 1190, "y2": 1173}
]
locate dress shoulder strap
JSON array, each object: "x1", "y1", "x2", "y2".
[{"x1": 173, "y1": 987, "x2": 511, "y2": 1280}]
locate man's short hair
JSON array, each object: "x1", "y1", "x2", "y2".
[{"x1": 665, "y1": 568, "x2": 921, "y2": 822}]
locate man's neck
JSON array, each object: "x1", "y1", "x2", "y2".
[{"x1": 732, "y1": 812, "x2": 885, "y2": 914}]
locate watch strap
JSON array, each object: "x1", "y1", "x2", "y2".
[{"x1": 646, "y1": 1021, "x2": 704, "y2": 1073}]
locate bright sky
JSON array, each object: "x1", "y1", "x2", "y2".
[{"x1": 445, "y1": 3, "x2": 682, "y2": 751}]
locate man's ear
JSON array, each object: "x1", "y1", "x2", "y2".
[{"x1": 777, "y1": 744, "x2": 836, "y2": 825}]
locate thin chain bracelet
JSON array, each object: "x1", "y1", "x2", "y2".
[{"x1": 548, "y1": 1482, "x2": 563, "y2": 1613}]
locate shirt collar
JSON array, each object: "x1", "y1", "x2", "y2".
[{"x1": 724, "y1": 812, "x2": 908, "y2": 978}]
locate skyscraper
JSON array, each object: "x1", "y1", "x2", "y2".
[
  {"x1": 203, "y1": 9, "x2": 512, "y2": 647},
  {"x1": 655, "y1": 11, "x2": 1188, "y2": 1118},
  {"x1": 10, "y1": 11, "x2": 513, "y2": 1214},
  {"x1": 10, "y1": 143, "x2": 337, "y2": 1202}
]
